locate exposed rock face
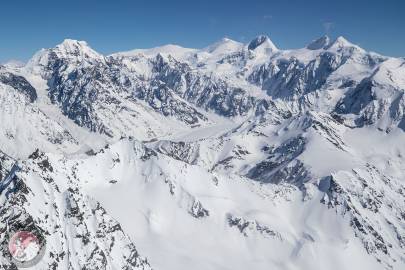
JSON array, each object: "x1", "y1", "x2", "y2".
[
  {"x1": 306, "y1": 35, "x2": 331, "y2": 50},
  {"x1": 0, "y1": 71, "x2": 37, "y2": 102},
  {"x1": 154, "y1": 140, "x2": 200, "y2": 164},
  {"x1": 248, "y1": 35, "x2": 277, "y2": 52},
  {"x1": 247, "y1": 136, "x2": 308, "y2": 185}
]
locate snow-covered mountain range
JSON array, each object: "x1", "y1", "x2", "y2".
[{"x1": 0, "y1": 35, "x2": 404, "y2": 270}]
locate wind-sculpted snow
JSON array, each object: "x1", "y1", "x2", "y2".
[{"x1": 0, "y1": 35, "x2": 404, "y2": 269}]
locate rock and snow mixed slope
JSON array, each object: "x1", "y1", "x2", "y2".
[{"x1": 0, "y1": 35, "x2": 404, "y2": 269}]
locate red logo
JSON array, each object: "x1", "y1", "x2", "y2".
[{"x1": 8, "y1": 231, "x2": 42, "y2": 265}]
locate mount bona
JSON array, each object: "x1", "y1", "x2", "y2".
[{"x1": 0, "y1": 35, "x2": 404, "y2": 270}]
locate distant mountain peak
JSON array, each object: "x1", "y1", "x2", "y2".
[
  {"x1": 56, "y1": 39, "x2": 90, "y2": 52},
  {"x1": 332, "y1": 36, "x2": 351, "y2": 46},
  {"x1": 54, "y1": 39, "x2": 102, "y2": 60},
  {"x1": 306, "y1": 35, "x2": 331, "y2": 50},
  {"x1": 248, "y1": 35, "x2": 277, "y2": 52},
  {"x1": 112, "y1": 44, "x2": 197, "y2": 60},
  {"x1": 326, "y1": 36, "x2": 362, "y2": 51},
  {"x1": 60, "y1": 38, "x2": 88, "y2": 46},
  {"x1": 204, "y1": 37, "x2": 243, "y2": 54},
  {"x1": 220, "y1": 37, "x2": 233, "y2": 42}
]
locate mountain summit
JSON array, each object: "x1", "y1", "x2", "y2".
[
  {"x1": 203, "y1": 37, "x2": 244, "y2": 54},
  {"x1": 248, "y1": 35, "x2": 278, "y2": 51},
  {"x1": 306, "y1": 35, "x2": 331, "y2": 50}
]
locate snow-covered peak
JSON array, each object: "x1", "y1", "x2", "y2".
[
  {"x1": 203, "y1": 37, "x2": 244, "y2": 54},
  {"x1": 58, "y1": 38, "x2": 88, "y2": 48},
  {"x1": 24, "y1": 39, "x2": 104, "y2": 75},
  {"x1": 327, "y1": 36, "x2": 363, "y2": 52},
  {"x1": 53, "y1": 39, "x2": 102, "y2": 60},
  {"x1": 306, "y1": 35, "x2": 331, "y2": 50},
  {"x1": 248, "y1": 35, "x2": 277, "y2": 52},
  {"x1": 113, "y1": 44, "x2": 197, "y2": 61}
]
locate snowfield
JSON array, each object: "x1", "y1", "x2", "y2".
[{"x1": 0, "y1": 35, "x2": 404, "y2": 270}]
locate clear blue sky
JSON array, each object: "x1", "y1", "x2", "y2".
[{"x1": 1, "y1": 0, "x2": 404, "y2": 62}]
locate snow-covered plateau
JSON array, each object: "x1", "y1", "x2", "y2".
[{"x1": 0, "y1": 35, "x2": 404, "y2": 270}]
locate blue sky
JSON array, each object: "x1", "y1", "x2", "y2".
[{"x1": 0, "y1": 0, "x2": 404, "y2": 62}]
